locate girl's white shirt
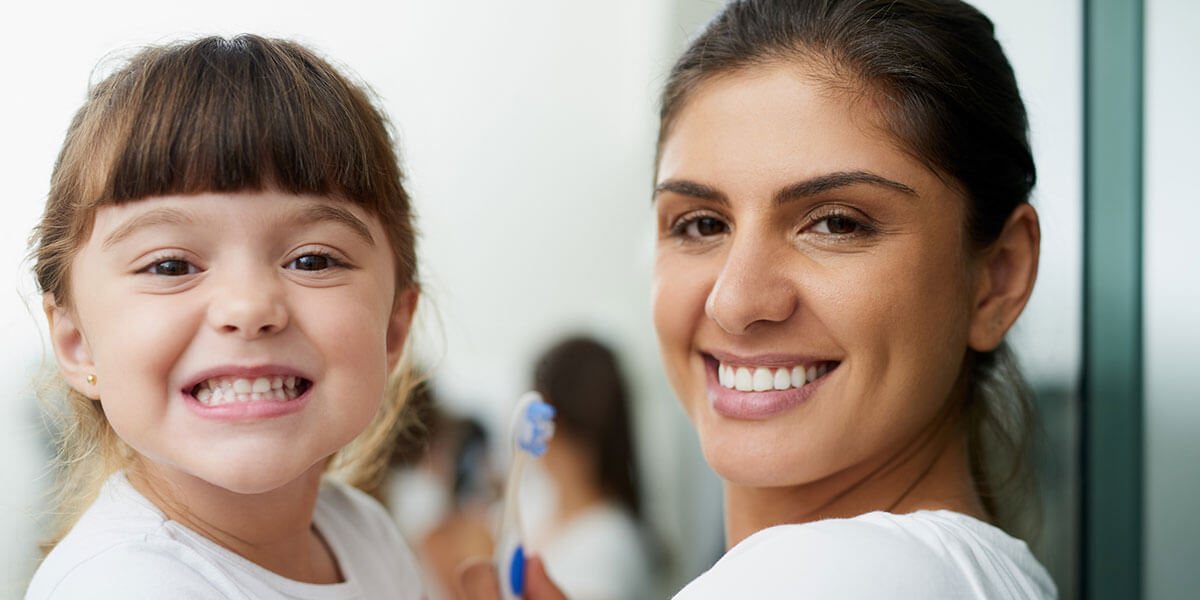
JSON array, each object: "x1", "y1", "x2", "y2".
[
  {"x1": 26, "y1": 471, "x2": 424, "y2": 599},
  {"x1": 674, "y1": 510, "x2": 1056, "y2": 599}
]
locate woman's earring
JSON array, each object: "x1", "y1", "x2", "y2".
[{"x1": 86, "y1": 374, "x2": 97, "y2": 385}]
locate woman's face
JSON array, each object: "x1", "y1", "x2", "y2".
[{"x1": 653, "y1": 63, "x2": 980, "y2": 488}]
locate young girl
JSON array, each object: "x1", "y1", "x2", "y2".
[{"x1": 26, "y1": 35, "x2": 425, "y2": 598}]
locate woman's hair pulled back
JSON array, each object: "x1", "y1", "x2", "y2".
[
  {"x1": 30, "y1": 34, "x2": 421, "y2": 548},
  {"x1": 659, "y1": 0, "x2": 1039, "y2": 536}
]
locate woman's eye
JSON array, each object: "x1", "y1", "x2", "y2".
[
  {"x1": 289, "y1": 254, "x2": 334, "y2": 271},
  {"x1": 147, "y1": 259, "x2": 196, "y2": 276},
  {"x1": 682, "y1": 216, "x2": 729, "y2": 238},
  {"x1": 811, "y1": 215, "x2": 862, "y2": 235}
]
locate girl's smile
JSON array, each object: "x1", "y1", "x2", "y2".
[
  {"x1": 52, "y1": 190, "x2": 414, "y2": 495},
  {"x1": 182, "y1": 366, "x2": 314, "y2": 422}
]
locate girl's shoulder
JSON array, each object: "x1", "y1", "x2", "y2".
[
  {"x1": 673, "y1": 510, "x2": 1057, "y2": 600},
  {"x1": 25, "y1": 473, "x2": 243, "y2": 599},
  {"x1": 311, "y1": 478, "x2": 425, "y2": 597}
]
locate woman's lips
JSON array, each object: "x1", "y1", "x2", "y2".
[{"x1": 704, "y1": 355, "x2": 837, "y2": 419}]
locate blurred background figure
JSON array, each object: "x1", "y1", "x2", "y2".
[
  {"x1": 527, "y1": 336, "x2": 655, "y2": 600},
  {"x1": 381, "y1": 383, "x2": 497, "y2": 600}
]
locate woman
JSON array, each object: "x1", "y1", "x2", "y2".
[{"x1": 465, "y1": 0, "x2": 1054, "y2": 597}]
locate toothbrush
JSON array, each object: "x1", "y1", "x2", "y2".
[{"x1": 495, "y1": 391, "x2": 556, "y2": 600}]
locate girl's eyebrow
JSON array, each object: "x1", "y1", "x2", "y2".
[
  {"x1": 294, "y1": 204, "x2": 375, "y2": 247},
  {"x1": 102, "y1": 207, "x2": 195, "y2": 250},
  {"x1": 100, "y1": 203, "x2": 375, "y2": 249}
]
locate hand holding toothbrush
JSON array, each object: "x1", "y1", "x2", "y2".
[{"x1": 459, "y1": 555, "x2": 567, "y2": 600}]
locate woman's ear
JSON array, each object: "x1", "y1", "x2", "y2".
[
  {"x1": 43, "y1": 293, "x2": 100, "y2": 399},
  {"x1": 386, "y1": 286, "x2": 420, "y2": 371},
  {"x1": 968, "y1": 203, "x2": 1041, "y2": 352}
]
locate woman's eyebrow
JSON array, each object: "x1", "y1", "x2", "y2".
[
  {"x1": 652, "y1": 180, "x2": 728, "y2": 204},
  {"x1": 653, "y1": 171, "x2": 917, "y2": 205},
  {"x1": 775, "y1": 171, "x2": 917, "y2": 204}
]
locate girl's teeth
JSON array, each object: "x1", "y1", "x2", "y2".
[
  {"x1": 192, "y1": 376, "x2": 307, "y2": 406},
  {"x1": 718, "y1": 362, "x2": 832, "y2": 392}
]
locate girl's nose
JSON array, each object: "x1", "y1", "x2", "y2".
[
  {"x1": 704, "y1": 236, "x2": 798, "y2": 335},
  {"x1": 205, "y1": 268, "x2": 289, "y2": 339}
]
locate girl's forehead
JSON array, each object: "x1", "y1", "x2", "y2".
[{"x1": 87, "y1": 192, "x2": 383, "y2": 247}]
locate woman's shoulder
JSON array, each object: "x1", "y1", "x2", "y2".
[{"x1": 673, "y1": 510, "x2": 1056, "y2": 600}]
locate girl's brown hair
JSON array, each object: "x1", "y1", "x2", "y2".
[
  {"x1": 658, "y1": 0, "x2": 1040, "y2": 538},
  {"x1": 30, "y1": 34, "x2": 421, "y2": 548}
]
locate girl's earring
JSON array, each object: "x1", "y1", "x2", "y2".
[{"x1": 86, "y1": 374, "x2": 97, "y2": 386}]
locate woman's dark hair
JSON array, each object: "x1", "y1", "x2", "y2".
[
  {"x1": 658, "y1": 0, "x2": 1039, "y2": 537},
  {"x1": 534, "y1": 336, "x2": 642, "y2": 519}
]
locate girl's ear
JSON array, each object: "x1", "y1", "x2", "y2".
[
  {"x1": 43, "y1": 293, "x2": 100, "y2": 399},
  {"x1": 385, "y1": 286, "x2": 420, "y2": 371},
  {"x1": 968, "y1": 203, "x2": 1041, "y2": 352}
]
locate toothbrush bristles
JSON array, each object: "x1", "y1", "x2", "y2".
[{"x1": 517, "y1": 398, "x2": 555, "y2": 457}]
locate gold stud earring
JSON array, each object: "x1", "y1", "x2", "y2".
[{"x1": 86, "y1": 374, "x2": 97, "y2": 385}]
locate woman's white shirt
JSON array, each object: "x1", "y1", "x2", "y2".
[
  {"x1": 26, "y1": 471, "x2": 424, "y2": 599},
  {"x1": 674, "y1": 510, "x2": 1055, "y2": 599}
]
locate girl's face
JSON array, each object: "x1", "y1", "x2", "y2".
[
  {"x1": 653, "y1": 64, "x2": 981, "y2": 488},
  {"x1": 49, "y1": 191, "x2": 415, "y2": 495}
]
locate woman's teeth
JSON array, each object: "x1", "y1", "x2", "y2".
[
  {"x1": 717, "y1": 362, "x2": 834, "y2": 392},
  {"x1": 191, "y1": 375, "x2": 309, "y2": 406}
]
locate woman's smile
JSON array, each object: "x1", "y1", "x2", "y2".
[
  {"x1": 703, "y1": 353, "x2": 841, "y2": 419},
  {"x1": 652, "y1": 63, "x2": 977, "y2": 489}
]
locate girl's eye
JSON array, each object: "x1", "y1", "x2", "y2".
[
  {"x1": 147, "y1": 259, "x2": 196, "y2": 276},
  {"x1": 288, "y1": 254, "x2": 335, "y2": 271},
  {"x1": 678, "y1": 216, "x2": 729, "y2": 238}
]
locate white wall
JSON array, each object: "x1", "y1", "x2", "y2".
[{"x1": 1144, "y1": 1, "x2": 1200, "y2": 598}]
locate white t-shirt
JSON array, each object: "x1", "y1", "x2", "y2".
[
  {"x1": 539, "y1": 503, "x2": 653, "y2": 600},
  {"x1": 674, "y1": 510, "x2": 1056, "y2": 599},
  {"x1": 26, "y1": 472, "x2": 425, "y2": 599}
]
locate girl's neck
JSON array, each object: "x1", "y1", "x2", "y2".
[
  {"x1": 721, "y1": 410, "x2": 987, "y2": 550},
  {"x1": 127, "y1": 458, "x2": 342, "y2": 584}
]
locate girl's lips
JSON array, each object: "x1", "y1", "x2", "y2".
[
  {"x1": 703, "y1": 355, "x2": 835, "y2": 420},
  {"x1": 182, "y1": 383, "x2": 313, "y2": 422}
]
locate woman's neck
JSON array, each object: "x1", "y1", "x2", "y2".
[
  {"x1": 127, "y1": 459, "x2": 342, "y2": 584},
  {"x1": 721, "y1": 411, "x2": 986, "y2": 549}
]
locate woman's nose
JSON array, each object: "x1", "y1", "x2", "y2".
[
  {"x1": 705, "y1": 236, "x2": 798, "y2": 335},
  {"x1": 205, "y1": 267, "x2": 289, "y2": 339}
]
